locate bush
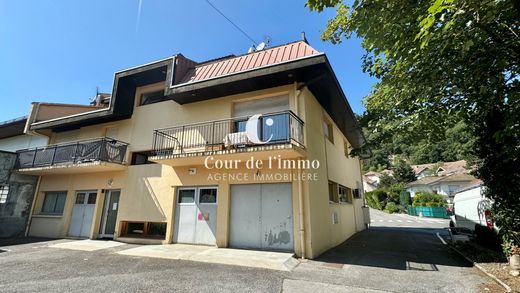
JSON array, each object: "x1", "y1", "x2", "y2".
[
  {"x1": 384, "y1": 202, "x2": 399, "y2": 213},
  {"x1": 365, "y1": 189, "x2": 388, "y2": 210},
  {"x1": 412, "y1": 192, "x2": 447, "y2": 207}
]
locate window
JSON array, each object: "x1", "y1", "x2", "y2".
[
  {"x1": 178, "y1": 189, "x2": 195, "y2": 203},
  {"x1": 41, "y1": 191, "x2": 67, "y2": 215},
  {"x1": 139, "y1": 90, "x2": 166, "y2": 106},
  {"x1": 344, "y1": 140, "x2": 351, "y2": 157},
  {"x1": 120, "y1": 221, "x2": 167, "y2": 239},
  {"x1": 199, "y1": 188, "x2": 217, "y2": 204},
  {"x1": 131, "y1": 152, "x2": 155, "y2": 165},
  {"x1": 339, "y1": 185, "x2": 353, "y2": 203},
  {"x1": 0, "y1": 185, "x2": 8, "y2": 204},
  {"x1": 328, "y1": 181, "x2": 339, "y2": 203},
  {"x1": 323, "y1": 120, "x2": 334, "y2": 143},
  {"x1": 353, "y1": 188, "x2": 361, "y2": 199}
]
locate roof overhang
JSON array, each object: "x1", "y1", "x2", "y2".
[
  {"x1": 30, "y1": 58, "x2": 172, "y2": 132},
  {"x1": 0, "y1": 117, "x2": 27, "y2": 139},
  {"x1": 165, "y1": 54, "x2": 368, "y2": 151}
]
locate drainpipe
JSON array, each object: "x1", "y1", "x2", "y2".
[
  {"x1": 297, "y1": 169, "x2": 306, "y2": 259},
  {"x1": 294, "y1": 83, "x2": 306, "y2": 259}
]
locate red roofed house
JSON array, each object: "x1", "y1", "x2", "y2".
[{"x1": 17, "y1": 38, "x2": 369, "y2": 258}]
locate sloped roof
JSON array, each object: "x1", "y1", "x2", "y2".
[
  {"x1": 408, "y1": 173, "x2": 475, "y2": 187},
  {"x1": 411, "y1": 163, "x2": 435, "y2": 174},
  {"x1": 175, "y1": 41, "x2": 320, "y2": 86},
  {"x1": 408, "y1": 176, "x2": 443, "y2": 186}
]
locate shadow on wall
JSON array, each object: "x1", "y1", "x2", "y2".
[{"x1": 315, "y1": 227, "x2": 473, "y2": 270}]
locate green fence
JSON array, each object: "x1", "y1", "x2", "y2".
[{"x1": 407, "y1": 206, "x2": 448, "y2": 218}]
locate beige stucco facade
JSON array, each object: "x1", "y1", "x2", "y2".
[{"x1": 25, "y1": 82, "x2": 367, "y2": 259}]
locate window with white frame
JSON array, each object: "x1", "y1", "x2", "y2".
[
  {"x1": 0, "y1": 185, "x2": 9, "y2": 204},
  {"x1": 41, "y1": 191, "x2": 67, "y2": 215}
]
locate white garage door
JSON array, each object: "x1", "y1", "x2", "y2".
[
  {"x1": 68, "y1": 191, "x2": 97, "y2": 238},
  {"x1": 230, "y1": 183, "x2": 293, "y2": 251},
  {"x1": 173, "y1": 187, "x2": 218, "y2": 245}
]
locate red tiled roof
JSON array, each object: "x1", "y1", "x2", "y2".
[{"x1": 176, "y1": 41, "x2": 320, "y2": 85}]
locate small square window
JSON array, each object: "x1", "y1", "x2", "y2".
[
  {"x1": 199, "y1": 188, "x2": 217, "y2": 204},
  {"x1": 87, "y1": 193, "x2": 97, "y2": 204},
  {"x1": 0, "y1": 185, "x2": 9, "y2": 204},
  {"x1": 178, "y1": 189, "x2": 195, "y2": 203}
]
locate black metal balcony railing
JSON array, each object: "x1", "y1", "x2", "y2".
[
  {"x1": 152, "y1": 111, "x2": 304, "y2": 156},
  {"x1": 16, "y1": 137, "x2": 129, "y2": 169}
]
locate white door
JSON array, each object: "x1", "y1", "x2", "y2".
[
  {"x1": 173, "y1": 187, "x2": 217, "y2": 245},
  {"x1": 69, "y1": 191, "x2": 97, "y2": 238},
  {"x1": 230, "y1": 183, "x2": 293, "y2": 251}
]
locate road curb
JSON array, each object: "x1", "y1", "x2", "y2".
[{"x1": 436, "y1": 232, "x2": 512, "y2": 293}]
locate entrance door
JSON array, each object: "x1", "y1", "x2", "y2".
[
  {"x1": 230, "y1": 183, "x2": 293, "y2": 251},
  {"x1": 173, "y1": 187, "x2": 217, "y2": 245},
  {"x1": 100, "y1": 190, "x2": 120, "y2": 238},
  {"x1": 68, "y1": 191, "x2": 97, "y2": 238}
]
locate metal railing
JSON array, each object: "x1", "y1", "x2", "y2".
[
  {"x1": 16, "y1": 137, "x2": 129, "y2": 169},
  {"x1": 152, "y1": 111, "x2": 304, "y2": 156}
]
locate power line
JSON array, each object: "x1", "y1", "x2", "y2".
[{"x1": 204, "y1": 0, "x2": 257, "y2": 46}]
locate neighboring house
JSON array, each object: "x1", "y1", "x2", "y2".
[
  {"x1": 15, "y1": 39, "x2": 369, "y2": 259},
  {"x1": 0, "y1": 117, "x2": 47, "y2": 237},
  {"x1": 362, "y1": 169, "x2": 392, "y2": 192},
  {"x1": 407, "y1": 173, "x2": 476, "y2": 202},
  {"x1": 411, "y1": 160, "x2": 469, "y2": 179}
]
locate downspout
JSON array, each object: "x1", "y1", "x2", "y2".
[{"x1": 294, "y1": 82, "x2": 306, "y2": 259}]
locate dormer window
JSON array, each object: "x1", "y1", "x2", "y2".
[{"x1": 140, "y1": 90, "x2": 166, "y2": 106}]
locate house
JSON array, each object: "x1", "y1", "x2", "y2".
[
  {"x1": 406, "y1": 173, "x2": 476, "y2": 202},
  {"x1": 15, "y1": 39, "x2": 369, "y2": 258},
  {"x1": 362, "y1": 169, "x2": 392, "y2": 192},
  {"x1": 0, "y1": 117, "x2": 47, "y2": 237},
  {"x1": 411, "y1": 160, "x2": 469, "y2": 179}
]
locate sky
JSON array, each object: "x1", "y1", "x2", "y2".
[{"x1": 0, "y1": 0, "x2": 377, "y2": 122}]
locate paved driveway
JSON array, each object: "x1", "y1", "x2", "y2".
[{"x1": 0, "y1": 210, "x2": 502, "y2": 292}]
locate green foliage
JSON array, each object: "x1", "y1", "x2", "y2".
[
  {"x1": 384, "y1": 202, "x2": 398, "y2": 214},
  {"x1": 307, "y1": 0, "x2": 520, "y2": 249},
  {"x1": 399, "y1": 191, "x2": 411, "y2": 208},
  {"x1": 365, "y1": 189, "x2": 387, "y2": 210},
  {"x1": 393, "y1": 160, "x2": 416, "y2": 183},
  {"x1": 412, "y1": 192, "x2": 447, "y2": 208},
  {"x1": 378, "y1": 173, "x2": 395, "y2": 188}
]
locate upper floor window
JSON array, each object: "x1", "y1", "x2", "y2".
[
  {"x1": 344, "y1": 140, "x2": 351, "y2": 157},
  {"x1": 131, "y1": 152, "x2": 156, "y2": 165},
  {"x1": 323, "y1": 120, "x2": 334, "y2": 143},
  {"x1": 140, "y1": 90, "x2": 166, "y2": 106},
  {"x1": 41, "y1": 191, "x2": 67, "y2": 215},
  {"x1": 0, "y1": 185, "x2": 9, "y2": 204}
]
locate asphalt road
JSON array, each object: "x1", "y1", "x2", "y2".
[{"x1": 0, "y1": 210, "x2": 501, "y2": 292}]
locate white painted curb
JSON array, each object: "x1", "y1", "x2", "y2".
[{"x1": 436, "y1": 232, "x2": 512, "y2": 292}]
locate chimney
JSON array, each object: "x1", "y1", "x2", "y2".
[{"x1": 301, "y1": 32, "x2": 308, "y2": 44}]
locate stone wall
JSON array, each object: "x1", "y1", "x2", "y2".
[{"x1": 0, "y1": 151, "x2": 38, "y2": 238}]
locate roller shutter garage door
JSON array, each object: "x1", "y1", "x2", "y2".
[{"x1": 230, "y1": 183, "x2": 293, "y2": 251}]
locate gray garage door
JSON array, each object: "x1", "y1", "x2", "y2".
[{"x1": 230, "y1": 183, "x2": 293, "y2": 251}]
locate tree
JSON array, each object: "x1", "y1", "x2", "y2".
[
  {"x1": 393, "y1": 159, "x2": 416, "y2": 183},
  {"x1": 307, "y1": 0, "x2": 520, "y2": 249},
  {"x1": 378, "y1": 173, "x2": 395, "y2": 188}
]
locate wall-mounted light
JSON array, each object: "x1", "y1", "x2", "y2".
[{"x1": 107, "y1": 178, "x2": 113, "y2": 186}]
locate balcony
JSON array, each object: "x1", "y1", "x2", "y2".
[
  {"x1": 150, "y1": 111, "x2": 305, "y2": 166},
  {"x1": 15, "y1": 138, "x2": 129, "y2": 175}
]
